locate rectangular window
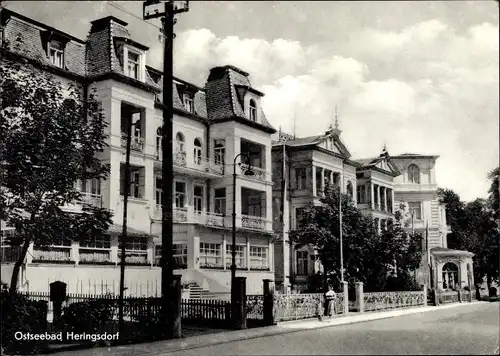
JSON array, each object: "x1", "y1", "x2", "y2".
[
  {"x1": 296, "y1": 250, "x2": 309, "y2": 275},
  {"x1": 155, "y1": 177, "x2": 163, "y2": 207},
  {"x1": 357, "y1": 185, "x2": 366, "y2": 203},
  {"x1": 295, "y1": 207, "x2": 305, "y2": 229},
  {"x1": 119, "y1": 236, "x2": 148, "y2": 264},
  {"x1": 155, "y1": 244, "x2": 187, "y2": 268},
  {"x1": 127, "y1": 50, "x2": 140, "y2": 79},
  {"x1": 315, "y1": 168, "x2": 322, "y2": 195},
  {"x1": 408, "y1": 202, "x2": 422, "y2": 220},
  {"x1": 295, "y1": 167, "x2": 307, "y2": 190},
  {"x1": 199, "y1": 242, "x2": 222, "y2": 268},
  {"x1": 249, "y1": 246, "x2": 268, "y2": 269},
  {"x1": 214, "y1": 139, "x2": 225, "y2": 166},
  {"x1": 80, "y1": 235, "x2": 111, "y2": 249},
  {"x1": 194, "y1": 185, "x2": 204, "y2": 212},
  {"x1": 184, "y1": 93, "x2": 194, "y2": 113},
  {"x1": 48, "y1": 40, "x2": 64, "y2": 68},
  {"x1": 214, "y1": 188, "x2": 226, "y2": 215},
  {"x1": 120, "y1": 166, "x2": 144, "y2": 198},
  {"x1": 175, "y1": 181, "x2": 186, "y2": 208},
  {"x1": 226, "y1": 244, "x2": 246, "y2": 268}
]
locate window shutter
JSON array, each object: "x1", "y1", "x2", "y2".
[{"x1": 139, "y1": 168, "x2": 145, "y2": 198}]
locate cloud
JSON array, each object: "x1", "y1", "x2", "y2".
[{"x1": 163, "y1": 19, "x2": 498, "y2": 201}]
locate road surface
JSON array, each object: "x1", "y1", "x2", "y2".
[{"x1": 167, "y1": 302, "x2": 499, "y2": 355}]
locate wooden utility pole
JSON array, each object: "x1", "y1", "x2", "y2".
[{"x1": 143, "y1": 0, "x2": 189, "y2": 339}]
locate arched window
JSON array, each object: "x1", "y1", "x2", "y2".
[
  {"x1": 193, "y1": 138, "x2": 202, "y2": 165},
  {"x1": 175, "y1": 132, "x2": 185, "y2": 152},
  {"x1": 442, "y1": 262, "x2": 459, "y2": 290},
  {"x1": 346, "y1": 181, "x2": 353, "y2": 200},
  {"x1": 408, "y1": 164, "x2": 420, "y2": 184},
  {"x1": 249, "y1": 99, "x2": 257, "y2": 122}
]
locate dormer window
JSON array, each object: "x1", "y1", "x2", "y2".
[
  {"x1": 249, "y1": 99, "x2": 257, "y2": 122},
  {"x1": 126, "y1": 50, "x2": 140, "y2": 80},
  {"x1": 48, "y1": 40, "x2": 64, "y2": 68},
  {"x1": 184, "y1": 93, "x2": 194, "y2": 113}
]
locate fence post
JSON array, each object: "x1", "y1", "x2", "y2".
[
  {"x1": 355, "y1": 282, "x2": 364, "y2": 313},
  {"x1": 171, "y1": 275, "x2": 182, "y2": 338},
  {"x1": 232, "y1": 277, "x2": 247, "y2": 330},
  {"x1": 457, "y1": 289, "x2": 462, "y2": 303},
  {"x1": 263, "y1": 279, "x2": 276, "y2": 326},
  {"x1": 423, "y1": 284, "x2": 427, "y2": 306},
  {"x1": 342, "y1": 281, "x2": 349, "y2": 315},
  {"x1": 469, "y1": 288, "x2": 473, "y2": 302}
]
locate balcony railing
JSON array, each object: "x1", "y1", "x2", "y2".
[
  {"x1": 78, "y1": 249, "x2": 111, "y2": 264},
  {"x1": 154, "y1": 206, "x2": 225, "y2": 227},
  {"x1": 118, "y1": 252, "x2": 148, "y2": 265},
  {"x1": 121, "y1": 134, "x2": 145, "y2": 151},
  {"x1": 159, "y1": 150, "x2": 224, "y2": 175},
  {"x1": 240, "y1": 164, "x2": 269, "y2": 182},
  {"x1": 32, "y1": 246, "x2": 72, "y2": 262},
  {"x1": 241, "y1": 214, "x2": 267, "y2": 230},
  {"x1": 80, "y1": 192, "x2": 102, "y2": 208}
]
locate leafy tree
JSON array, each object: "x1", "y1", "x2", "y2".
[
  {"x1": 289, "y1": 184, "x2": 423, "y2": 292},
  {"x1": 0, "y1": 51, "x2": 113, "y2": 294},
  {"x1": 487, "y1": 167, "x2": 499, "y2": 221},
  {"x1": 438, "y1": 187, "x2": 499, "y2": 297}
]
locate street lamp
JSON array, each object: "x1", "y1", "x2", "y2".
[
  {"x1": 231, "y1": 153, "x2": 254, "y2": 326},
  {"x1": 118, "y1": 116, "x2": 141, "y2": 338}
]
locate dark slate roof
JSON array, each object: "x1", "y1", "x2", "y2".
[
  {"x1": 205, "y1": 65, "x2": 276, "y2": 131},
  {"x1": 1, "y1": 9, "x2": 274, "y2": 133}
]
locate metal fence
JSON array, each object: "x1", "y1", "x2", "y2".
[
  {"x1": 363, "y1": 291, "x2": 426, "y2": 312},
  {"x1": 273, "y1": 293, "x2": 324, "y2": 322}
]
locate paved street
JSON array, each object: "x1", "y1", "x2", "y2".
[{"x1": 164, "y1": 302, "x2": 499, "y2": 355}]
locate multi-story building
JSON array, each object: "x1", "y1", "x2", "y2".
[
  {"x1": 271, "y1": 123, "x2": 359, "y2": 292},
  {"x1": 0, "y1": 9, "x2": 276, "y2": 296},
  {"x1": 355, "y1": 147, "x2": 400, "y2": 233},
  {"x1": 391, "y1": 154, "x2": 474, "y2": 291}
]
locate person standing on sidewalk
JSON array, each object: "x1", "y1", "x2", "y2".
[{"x1": 325, "y1": 286, "x2": 336, "y2": 317}]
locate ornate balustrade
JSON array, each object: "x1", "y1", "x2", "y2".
[
  {"x1": 157, "y1": 150, "x2": 224, "y2": 175},
  {"x1": 241, "y1": 214, "x2": 267, "y2": 230},
  {"x1": 363, "y1": 291, "x2": 426, "y2": 312},
  {"x1": 273, "y1": 293, "x2": 323, "y2": 322},
  {"x1": 437, "y1": 290, "x2": 459, "y2": 304},
  {"x1": 80, "y1": 192, "x2": 102, "y2": 208},
  {"x1": 240, "y1": 164, "x2": 269, "y2": 182},
  {"x1": 120, "y1": 134, "x2": 145, "y2": 151},
  {"x1": 174, "y1": 151, "x2": 187, "y2": 166}
]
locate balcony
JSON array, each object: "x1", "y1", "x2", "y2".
[
  {"x1": 121, "y1": 134, "x2": 145, "y2": 152},
  {"x1": 241, "y1": 214, "x2": 267, "y2": 230},
  {"x1": 240, "y1": 164, "x2": 270, "y2": 182},
  {"x1": 156, "y1": 150, "x2": 224, "y2": 178},
  {"x1": 153, "y1": 206, "x2": 225, "y2": 227},
  {"x1": 394, "y1": 183, "x2": 438, "y2": 193}
]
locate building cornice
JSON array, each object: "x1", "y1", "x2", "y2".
[{"x1": 214, "y1": 115, "x2": 277, "y2": 134}]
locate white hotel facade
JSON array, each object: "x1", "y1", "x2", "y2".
[{"x1": 0, "y1": 9, "x2": 276, "y2": 296}]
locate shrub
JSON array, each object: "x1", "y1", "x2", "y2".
[
  {"x1": 59, "y1": 299, "x2": 115, "y2": 334},
  {"x1": 1, "y1": 290, "x2": 49, "y2": 355}
]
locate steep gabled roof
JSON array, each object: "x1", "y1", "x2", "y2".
[{"x1": 355, "y1": 149, "x2": 401, "y2": 177}]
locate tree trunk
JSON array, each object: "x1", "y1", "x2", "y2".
[
  {"x1": 475, "y1": 283, "x2": 481, "y2": 300},
  {"x1": 9, "y1": 238, "x2": 31, "y2": 294}
]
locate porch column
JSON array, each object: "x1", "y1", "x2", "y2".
[
  {"x1": 27, "y1": 242, "x2": 34, "y2": 264},
  {"x1": 320, "y1": 168, "x2": 325, "y2": 195},
  {"x1": 188, "y1": 235, "x2": 200, "y2": 269},
  {"x1": 110, "y1": 236, "x2": 118, "y2": 264},
  {"x1": 246, "y1": 236, "x2": 251, "y2": 271},
  {"x1": 222, "y1": 235, "x2": 227, "y2": 270},
  {"x1": 312, "y1": 165, "x2": 317, "y2": 197},
  {"x1": 370, "y1": 182, "x2": 375, "y2": 209},
  {"x1": 383, "y1": 187, "x2": 388, "y2": 212},
  {"x1": 377, "y1": 185, "x2": 381, "y2": 210},
  {"x1": 268, "y1": 238, "x2": 273, "y2": 272},
  {"x1": 147, "y1": 238, "x2": 154, "y2": 266},
  {"x1": 391, "y1": 189, "x2": 395, "y2": 213}
]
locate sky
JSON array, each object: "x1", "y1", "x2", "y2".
[{"x1": 3, "y1": 1, "x2": 499, "y2": 202}]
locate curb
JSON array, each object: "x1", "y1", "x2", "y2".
[{"x1": 54, "y1": 301, "x2": 486, "y2": 355}]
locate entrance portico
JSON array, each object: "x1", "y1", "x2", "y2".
[{"x1": 431, "y1": 247, "x2": 474, "y2": 291}]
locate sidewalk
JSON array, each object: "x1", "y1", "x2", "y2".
[{"x1": 56, "y1": 301, "x2": 485, "y2": 356}]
